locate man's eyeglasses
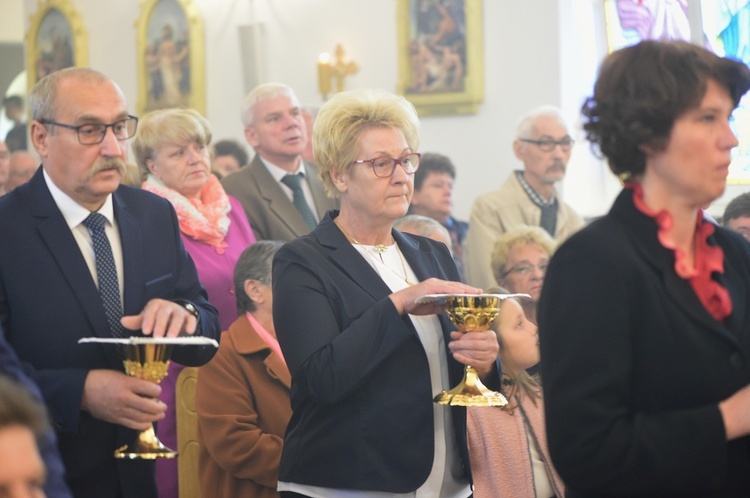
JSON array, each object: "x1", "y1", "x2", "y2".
[
  {"x1": 39, "y1": 115, "x2": 139, "y2": 145},
  {"x1": 352, "y1": 153, "x2": 421, "y2": 178},
  {"x1": 501, "y1": 262, "x2": 549, "y2": 279},
  {"x1": 519, "y1": 137, "x2": 574, "y2": 152}
]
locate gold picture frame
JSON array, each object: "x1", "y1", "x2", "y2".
[
  {"x1": 25, "y1": 0, "x2": 88, "y2": 87},
  {"x1": 136, "y1": 0, "x2": 205, "y2": 116},
  {"x1": 396, "y1": 0, "x2": 483, "y2": 116}
]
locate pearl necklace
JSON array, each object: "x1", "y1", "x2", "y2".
[{"x1": 335, "y1": 217, "x2": 415, "y2": 286}]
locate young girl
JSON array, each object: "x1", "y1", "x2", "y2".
[{"x1": 467, "y1": 291, "x2": 564, "y2": 498}]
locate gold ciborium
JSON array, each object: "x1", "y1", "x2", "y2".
[
  {"x1": 78, "y1": 336, "x2": 219, "y2": 459},
  {"x1": 115, "y1": 340, "x2": 176, "y2": 459},
  {"x1": 418, "y1": 293, "x2": 527, "y2": 407}
]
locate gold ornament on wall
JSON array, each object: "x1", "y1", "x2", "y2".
[{"x1": 317, "y1": 44, "x2": 359, "y2": 101}]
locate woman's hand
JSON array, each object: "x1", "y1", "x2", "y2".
[
  {"x1": 448, "y1": 329, "x2": 499, "y2": 377},
  {"x1": 388, "y1": 278, "x2": 482, "y2": 316},
  {"x1": 719, "y1": 383, "x2": 750, "y2": 440}
]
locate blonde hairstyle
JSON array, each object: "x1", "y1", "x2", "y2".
[
  {"x1": 491, "y1": 226, "x2": 557, "y2": 284},
  {"x1": 313, "y1": 88, "x2": 420, "y2": 198},
  {"x1": 240, "y1": 83, "x2": 300, "y2": 127},
  {"x1": 132, "y1": 108, "x2": 212, "y2": 177},
  {"x1": 486, "y1": 286, "x2": 542, "y2": 411}
]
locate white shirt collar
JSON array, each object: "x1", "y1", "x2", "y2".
[
  {"x1": 43, "y1": 167, "x2": 116, "y2": 229},
  {"x1": 258, "y1": 155, "x2": 307, "y2": 183}
]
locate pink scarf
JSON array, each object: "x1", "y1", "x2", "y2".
[
  {"x1": 245, "y1": 312, "x2": 285, "y2": 363},
  {"x1": 142, "y1": 174, "x2": 231, "y2": 253}
]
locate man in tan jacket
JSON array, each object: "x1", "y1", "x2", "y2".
[{"x1": 465, "y1": 106, "x2": 583, "y2": 289}]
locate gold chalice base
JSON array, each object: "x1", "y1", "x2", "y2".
[
  {"x1": 436, "y1": 295, "x2": 507, "y2": 407},
  {"x1": 115, "y1": 343, "x2": 177, "y2": 459}
]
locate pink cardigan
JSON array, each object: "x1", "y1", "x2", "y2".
[{"x1": 468, "y1": 393, "x2": 565, "y2": 498}]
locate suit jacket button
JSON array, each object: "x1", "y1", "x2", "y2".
[{"x1": 729, "y1": 352, "x2": 743, "y2": 371}]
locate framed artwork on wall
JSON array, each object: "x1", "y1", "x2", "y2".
[
  {"x1": 136, "y1": 0, "x2": 205, "y2": 116},
  {"x1": 396, "y1": 0, "x2": 484, "y2": 116},
  {"x1": 26, "y1": 0, "x2": 88, "y2": 86}
]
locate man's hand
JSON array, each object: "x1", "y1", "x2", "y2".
[
  {"x1": 121, "y1": 298, "x2": 198, "y2": 337},
  {"x1": 81, "y1": 370, "x2": 165, "y2": 431}
]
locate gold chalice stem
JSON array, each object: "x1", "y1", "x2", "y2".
[
  {"x1": 114, "y1": 343, "x2": 177, "y2": 459},
  {"x1": 434, "y1": 296, "x2": 508, "y2": 407}
]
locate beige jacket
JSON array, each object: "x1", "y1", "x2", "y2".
[{"x1": 464, "y1": 172, "x2": 583, "y2": 289}]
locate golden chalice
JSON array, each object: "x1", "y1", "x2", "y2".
[
  {"x1": 115, "y1": 340, "x2": 176, "y2": 459},
  {"x1": 427, "y1": 294, "x2": 520, "y2": 407},
  {"x1": 78, "y1": 336, "x2": 219, "y2": 459}
]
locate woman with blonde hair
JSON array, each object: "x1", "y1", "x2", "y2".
[
  {"x1": 273, "y1": 88, "x2": 499, "y2": 496},
  {"x1": 132, "y1": 107, "x2": 256, "y2": 498},
  {"x1": 490, "y1": 225, "x2": 556, "y2": 324}
]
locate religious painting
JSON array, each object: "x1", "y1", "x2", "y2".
[
  {"x1": 397, "y1": 0, "x2": 484, "y2": 116},
  {"x1": 604, "y1": 0, "x2": 692, "y2": 51},
  {"x1": 26, "y1": 0, "x2": 88, "y2": 86},
  {"x1": 136, "y1": 0, "x2": 205, "y2": 116}
]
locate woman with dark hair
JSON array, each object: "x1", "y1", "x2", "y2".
[
  {"x1": 538, "y1": 40, "x2": 750, "y2": 496},
  {"x1": 196, "y1": 241, "x2": 290, "y2": 498}
]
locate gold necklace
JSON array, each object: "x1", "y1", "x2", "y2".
[
  {"x1": 335, "y1": 217, "x2": 415, "y2": 286},
  {"x1": 335, "y1": 217, "x2": 390, "y2": 253}
]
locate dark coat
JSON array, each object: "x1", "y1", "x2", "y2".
[
  {"x1": 0, "y1": 169, "x2": 220, "y2": 498},
  {"x1": 539, "y1": 188, "x2": 750, "y2": 497},
  {"x1": 272, "y1": 211, "x2": 479, "y2": 492}
]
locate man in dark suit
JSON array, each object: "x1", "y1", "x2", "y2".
[
  {"x1": 221, "y1": 83, "x2": 337, "y2": 241},
  {"x1": 0, "y1": 67, "x2": 220, "y2": 498}
]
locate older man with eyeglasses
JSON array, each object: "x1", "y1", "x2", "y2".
[
  {"x1": 0, "y1": 67, "x2": 220, "y2": 498},
  {"x1": 465, "y1": 105, "x2": 584, "y2": 289}
]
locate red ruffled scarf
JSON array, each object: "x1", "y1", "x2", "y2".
[{"x1": 627, "y1": 182, "x2": 732, "y2": 322}]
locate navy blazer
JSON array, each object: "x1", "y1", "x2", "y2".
[
  {"x1": 0, "y1": 169, "x2": 220, "y2": 498},
  {"x1": 539, "y1": 189, "x2": 750, "y2": 497},
  {"x1": 273, "y1": 211, "x2": 477, "y2": 492}
]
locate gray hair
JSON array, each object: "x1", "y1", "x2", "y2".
[
  {"x1": 240, "y1": 83, "x2": 300, "y2": 128},
  {"x1": 29, "y1": 67, "x2": 115, "y2": 122},
  {"x1": 234, "y1": 240, "x2": 284, "y2": 314},
  {"x1": 515, "y1": 105, "x2": 568, "y2": 139}
]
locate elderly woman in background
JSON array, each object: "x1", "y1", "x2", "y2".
[
  {"x1": 394, "y1": 213, "x2": 453, "y2": 250},
  {"x1": 490, "y1": 226, "x2": 556, "y2": 325},
  {"x1": 196, "y1": 241, "x2": 291, "y2": 498},
  {"x1": 539, "y1": 40, "x2": 750, "y2": 496},
  {"x1": 132, "y1": 107, "x2": 256, "y2": 498},
  {"x1": 273, "y1": 88, "x2": 499, "y2": 497},
  {"x1": 468, "y1": 288, "x2": 564, "y2": 498}
]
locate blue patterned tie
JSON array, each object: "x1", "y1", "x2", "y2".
[
  {"x1": 281, "y1": 173, "x2": 318, "y2": 231},
  {"x1": 83, "y1": 213, "x2": 124, "y2": 339}
]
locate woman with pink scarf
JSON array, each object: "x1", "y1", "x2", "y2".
[{"x1": 133, "y1": 107, "x2": 256, "y2": 498}]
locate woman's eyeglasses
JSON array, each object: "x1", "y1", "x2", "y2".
[{"x1": 351, "y1": 153, "x2": 421, "y2": 178}]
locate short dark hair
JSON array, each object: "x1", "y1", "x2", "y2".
[
  {"x1": 2, "y1": 95, "x2": 23, "y2": 109},
  {"x1": 414, "y1": 152, "x2": 455, "y2": 191},
  {"x1": 723, "y1": 192, "x2": 750, "y2": 225},
  {"x1": 213, "y1": 139, "x2": 249, "y2": 168},
  {"x1": 0, "y1": 376, "x2": 50, "y2": 438},
  {"x1": 234, "y1": 240, "x2": 284, "y2": 314},
  {"x1": 582, "y1": 40, "x2": 750, "y2": 178}
]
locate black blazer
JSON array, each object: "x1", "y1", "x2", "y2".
[
  {"x1": 273, "y1": 211, "x2": 474, "y2": 492},
  {"x1": 539, "y1": 189, "x2": 750, "y2": 497},
  {"x1": 0, "y1": 169, "x2": 220, "y2": 498}
]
